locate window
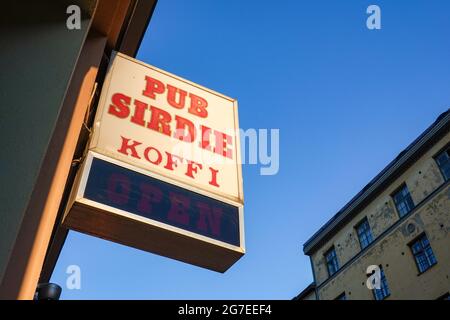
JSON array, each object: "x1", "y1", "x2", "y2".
[
  {"x1": 325, "y1": 247, "x2": 339, "y2": 277},
  {"x1": 356, "y1": 218, "x2": 374, "y2": 250},
  {"x1": 392, "y1": 184, "x2": 415, "y2": 217},
  {"x1": 435, "y1": 146, "x2": 450, "y2": 182},
  {"x1": 335, "y1": 292, "x2": 346, "y2": 300},
  {"x1": 373, "y1": 267, "x2": 390, "y2": 300},
  {"x1": 410, "y1": 234, "x2": 437, "y2": 273}
]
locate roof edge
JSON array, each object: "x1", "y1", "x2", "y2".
[{"x1": 293, "y1": 282, "x2": 316, "y2": 300}]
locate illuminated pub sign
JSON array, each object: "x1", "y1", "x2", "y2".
[{"x1": 63, "y1": 53, "x2": 244, "y2": 272}]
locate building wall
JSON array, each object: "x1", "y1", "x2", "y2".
[
  {"x1": 0, "y1": 0, "x2": 94, "y2": 285},
  {"x1": 310, "y1": 130, "x2": 450, "y2": 299}
]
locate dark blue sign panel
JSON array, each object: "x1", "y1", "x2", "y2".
[{"x1": 84, "y1": 158, "x2": 240, "y2": 246}]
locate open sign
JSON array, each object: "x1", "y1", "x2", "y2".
[
  {"x1": 84, "y1": 156, "x2": 240, "y2": 246},
  {"x1": 63, "y1": 152, "x2": 244, "y2": 272}
]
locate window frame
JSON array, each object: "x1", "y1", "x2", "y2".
[
  {"x1": 324, "y1": 246, "x2": 339, "y2": 277},
  {"x1": 355, "y1": 217, "x2": 374, "y2": 250},
  {"x1": 408, "y1": 233, "x2": 438, "y2": 275},
  {"x1": 391, "y1": 183, "x2": 415, "y2": 218},
  {"x1": 433, "y1": 143, "x2": 450, "y2": 182}
]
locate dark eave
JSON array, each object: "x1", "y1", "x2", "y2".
[{"x1": 117, "y1": 0, "x2": 157, "y2": 57}]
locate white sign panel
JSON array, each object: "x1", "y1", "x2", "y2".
[{"x1": 90, "y1": 52, "x2": 243, "y2": 205}]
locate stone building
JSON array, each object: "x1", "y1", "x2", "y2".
[{"x1": 300, "y1": 109, "x2": 450, "y2": 300}]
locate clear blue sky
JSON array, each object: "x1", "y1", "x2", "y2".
[{"x1": 52, "y1": 0, "x2": 450, "y2": 299}]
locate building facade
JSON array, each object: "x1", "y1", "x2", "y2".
[{"x1": 301, "y1": 110, "x2": 450, "y2": 300}]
